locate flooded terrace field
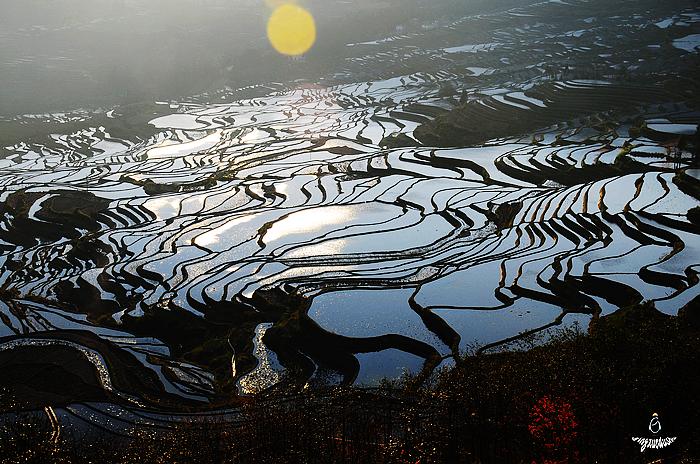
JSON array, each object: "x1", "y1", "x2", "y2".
[{"x1": 0, "y1": 0, "x2": 699, "y2": 429}]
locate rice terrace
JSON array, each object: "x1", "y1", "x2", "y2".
[{"x1": 0, "y1": 0, "x2": 698, "y2": 462}]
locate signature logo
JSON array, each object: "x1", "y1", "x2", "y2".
[
  {"x1": 648, "y1": 413, "x2": 661, "y2": 434},
  {"x1": 631, "y1": 413, "x2": 677, "y2": 452}
]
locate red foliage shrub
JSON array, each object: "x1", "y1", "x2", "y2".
[{"x1": 529, "y1": 395, "x2": 579, "y2": 462}]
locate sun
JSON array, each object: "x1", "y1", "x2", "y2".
[{"x1": 267, "y1": 4, "x2": 316, "y2": 56}]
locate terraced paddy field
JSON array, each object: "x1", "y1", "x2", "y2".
[{"x1": 0, "y1": 0, "x2": 699, "y2": 447}]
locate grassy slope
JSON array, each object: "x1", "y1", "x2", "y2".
[{"x1": 2, "y1": 299, "x2": 698, "y2": 463}]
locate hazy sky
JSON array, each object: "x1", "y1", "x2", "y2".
[{"x1": 0, "y1": 0, "x2": 521, "y2": 115}]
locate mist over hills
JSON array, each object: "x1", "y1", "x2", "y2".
[{"x1": 0, "y1": 0, "x2": 531, "y2": 115}]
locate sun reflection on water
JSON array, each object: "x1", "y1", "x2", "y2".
[{"x1": 262, "y1": 206, "x2": 354, "y2": 243}]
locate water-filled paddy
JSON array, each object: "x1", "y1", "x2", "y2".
[{"x1": 0, "y1": 0, "x2": 698, "y2": 431}]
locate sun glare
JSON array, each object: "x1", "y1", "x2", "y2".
[{"x1": 266, "y1": 3, "x2": 316, "y2": 56}]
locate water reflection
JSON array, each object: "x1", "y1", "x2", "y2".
[{"x1": 0, "y1": 0, "x2": 698, "y2": 413}]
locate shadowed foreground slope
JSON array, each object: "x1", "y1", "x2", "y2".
[{"x1": 1, "y1": 300, "x2": 698, "y2": 464}]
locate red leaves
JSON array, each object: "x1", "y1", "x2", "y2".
[{"x1": 529, "y1": 395, "x2": 579, "y2": 462}]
